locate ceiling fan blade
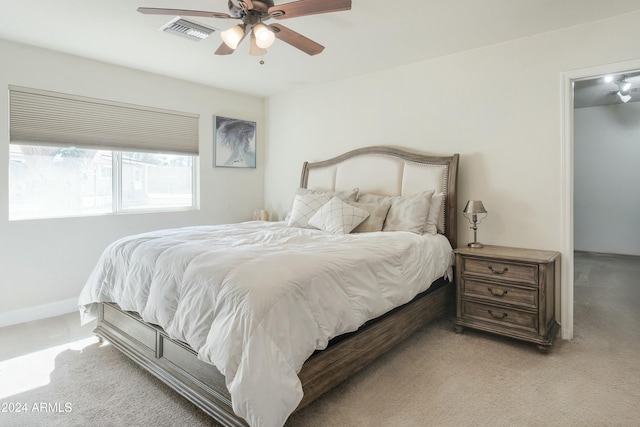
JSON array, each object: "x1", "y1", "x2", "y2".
[
  {"x1": 215, "y1": 41, "x2": 237, "y2": 55},
  {"x1": 137, "y1": 7, "x2": 231, "y2": 19},
  {"x1": 269, "y1": 0, "x2": 351, "y2": 19},
  {"x1": 269, "y1": 24, "x2": 324, "y2": 56}
]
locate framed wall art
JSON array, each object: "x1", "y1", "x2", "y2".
[{"x1": 214, "y1": 115, "x2": 256, "y2": 168}]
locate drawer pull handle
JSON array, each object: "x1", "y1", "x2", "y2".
[
  {"x1": 488, "y1": 287, "x2": 507, "y2": 297},
  {"x1": 488, "y1": 309, "x2": 508, "y2": 320},
  {"x1": 488, "y1": 265, "x2": 509, "y2": 275}
]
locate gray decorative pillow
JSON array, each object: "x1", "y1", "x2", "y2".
[
  {"x1": 357, "y1": 193, "x2": 388, "y2": 204},
  {"x1": 308, "y1": 197, "x2": 370, "y2": 234},
  {"x1": 359, "y1": 190, "x2": 434, "y2": 234},
  {"x1": 348, "y1": 200, "x2": 392, "y2": 233}
]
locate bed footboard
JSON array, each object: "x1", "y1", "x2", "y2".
[
  {"x1": 95, "y1": 303, "x2": 245, "y2": 427},
  {"x1": 94, "y1": 280, "x2": 453, "y2": 427}
]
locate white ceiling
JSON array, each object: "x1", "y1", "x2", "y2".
[{"x1": 3, "y1": 1, "x2": 640, "y2": 98}]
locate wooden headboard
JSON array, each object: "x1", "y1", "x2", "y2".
[{"x1": 299, "y1": 146, "x2": 459, "y2": 248}]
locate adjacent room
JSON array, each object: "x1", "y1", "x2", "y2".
[{"x1": 1, "y1": 1, "x2": 639, "y2": 426}]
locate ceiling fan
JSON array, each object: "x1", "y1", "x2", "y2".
[{"x1": 138, "y1": 0, "x2": 352, "y2": 57}]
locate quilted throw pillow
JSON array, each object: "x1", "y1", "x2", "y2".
[
  {"x1": 308, "y1": 197, "x2": 370, "y2": 234},
  {"x1": 287, "y1": 188, "x2": 359, "y2": 228},
  {"x1": 287, "y1": 192, "x2": 334, "y2": 228}
]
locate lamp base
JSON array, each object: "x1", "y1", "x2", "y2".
[{"x1": 467, "y1": 242, "x2": 484, "y2": 248}]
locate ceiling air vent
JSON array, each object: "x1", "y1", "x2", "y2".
[{"x1": 160, "y1": 17, "x2": 216, "y2": 41}]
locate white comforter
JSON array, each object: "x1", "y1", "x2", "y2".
[{"x1": 78, "y1": 221, "x2": 453, "y2": 427}]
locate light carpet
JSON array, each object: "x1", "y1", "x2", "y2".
[{"x1": 1, "y1": 252, "x2": 638, "y2": 426}]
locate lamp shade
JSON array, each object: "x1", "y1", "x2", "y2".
[
  {"x1": 463, "y1": 200, "x2": 487, "y2": 214},
  {"x1": 253, "y1": 23, "x2": 275, "y2": 49},
  {"x1": 249, "y1": 32, "x2": 267, "y2": 56},
  {"x1": 221, "y1": 25, "x2": 245, "y2": 49}
]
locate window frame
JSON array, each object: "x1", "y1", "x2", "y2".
[{"x1": 8, "y1": 144, "x2": 199, "y2": 221}]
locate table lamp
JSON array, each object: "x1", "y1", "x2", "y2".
[{"x1": 463, "y1": 200, "x2": 488, "y2": 248}]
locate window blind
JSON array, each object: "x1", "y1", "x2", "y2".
[{"x1": 9, "y1": 86, "x2": 199, "y2": 155}]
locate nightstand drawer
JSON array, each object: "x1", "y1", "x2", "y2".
[
  {"x1": 461, "y1": 300, "x2": 538, "y2": 333},
  {"x1": 462, "y1": 257, "x2": 538, "y2": 285},
  {"x1": 462, "y1": 279, "x2": 537, "y2": 309}
]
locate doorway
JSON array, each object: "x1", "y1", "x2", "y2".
[{"x1": 561, "y1": 59, "x2": 640, "y2": 339}]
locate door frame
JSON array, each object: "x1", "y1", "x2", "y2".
[{"x1": 560, "y1": 58, "x2": 640, "y2": 339}]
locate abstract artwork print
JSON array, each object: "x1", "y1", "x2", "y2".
[{"x1": 214, "y1": 116, "x2": 256, "y2": 168}]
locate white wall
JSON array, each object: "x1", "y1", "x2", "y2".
[
  {"x1": 263, "y1": 11, "x2": 640, "y2": 331},
  {"x1": 574, "y1": 102, "x2": 640, "y2": 256},
  {"x1": 0, "y1": 39, "x2": 265, "y2": 326}
]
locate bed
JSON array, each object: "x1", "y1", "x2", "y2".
[{"x1": 78, "y1": 146, "x2": 459, "y2": 427}]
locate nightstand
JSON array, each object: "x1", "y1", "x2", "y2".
[{"x1": 453, "y1": 245, "x2": 560, "y2": 352}]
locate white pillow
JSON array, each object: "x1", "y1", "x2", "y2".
[
  {"x1": 308, "y1": 197, "x2": 370, "y2": 234},
  {"x1": 348, "y1": 200, "x2": 392, "y2": 233},
  {"x1": 424, "y1": 192, "x2": 444, "y2": 235}
]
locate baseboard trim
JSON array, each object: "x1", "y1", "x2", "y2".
[{"x1": 0, "y1": 298, "x2": 78, "y2": 328}]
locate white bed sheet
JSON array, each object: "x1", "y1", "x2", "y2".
[{"x1": 78, "y1": 221, "x2": 453, "y2": 427}]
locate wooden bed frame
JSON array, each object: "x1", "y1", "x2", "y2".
[{"x1": 93, "y1": 146, "x2": 459, "y2": 426}]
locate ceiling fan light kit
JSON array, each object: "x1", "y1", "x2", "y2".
[
  {"x1": 138, "y1": 0, "x2": 352, "y2": 58},
  {"x1": 253, "y1": 23, "x2": 275, "y2": 49},
  {"x1": 249, "y1": 32, "x2": 267, "y2": 56},
  {"x1": 221, "y1": 24, "x2": 246, "y2": 49}
]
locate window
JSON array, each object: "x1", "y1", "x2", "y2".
[
  {"x1": 9, "y1": 86, "x2": 199, "y2": 220},
  {"x1": 121, "y1": 151, "x2": 194, "y2": 211},
  {"x1": 9, "y1": 145, "x2": 195, "y2": 220}
]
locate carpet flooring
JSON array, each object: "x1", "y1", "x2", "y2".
[{"x1": 1, "y1": 251, "x2": 638, "y2": 426}]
